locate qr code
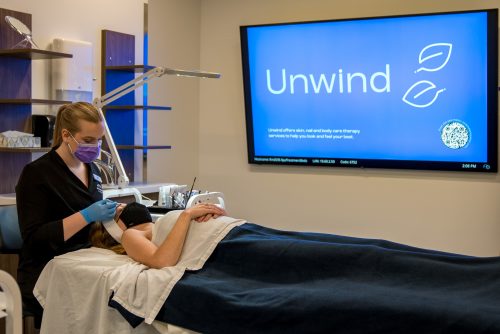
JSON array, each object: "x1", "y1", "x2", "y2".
[{"x1": 441, "y1": 121, "x2": 470, "y2": 149}]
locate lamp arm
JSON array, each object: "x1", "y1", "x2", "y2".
[
  {"x1": 93, "y1": 66, "x2": 221, "y2": 189},
  {"x1": 96, "y1": 67, "x2": 220, "y2": 107},
  {"x1": 98, "y1": 67, "x2": 164, "y2": 107},
  {"x1": 162, "y1": 67, "x2": 221, "y2": 79},
  {"x1": 92, "y1": 68, "x2": 162, "y2": 189}
]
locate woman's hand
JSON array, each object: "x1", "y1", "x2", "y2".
[
  {"x1": 184, "y1": 203, "x2": 226, "y2": 223},
  {"x1": 80, "y1": 199, "x2": 118, "y2": 224}
]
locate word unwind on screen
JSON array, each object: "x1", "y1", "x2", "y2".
[{"x1": 266, "y1": 65, "x2": 391, "y2": 95}]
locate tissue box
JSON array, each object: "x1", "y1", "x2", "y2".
[{"x1": 0, "y1": 136, "x2": 41, "y2": 148}]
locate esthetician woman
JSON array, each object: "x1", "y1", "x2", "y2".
[{"x1": 16, "y1": 102, "x2": 117, "y2": 327}]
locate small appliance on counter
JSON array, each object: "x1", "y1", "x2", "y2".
[{"x1": 32, "y1": 115, "x2": 56, "y2": 147}]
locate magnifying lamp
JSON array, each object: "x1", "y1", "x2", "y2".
[
  {"x1": 93, "y1": 66, "x2": 221, "y2": 188},
  {"x1": 4, "y1": 16, "x2": 40, "y2": 49}
]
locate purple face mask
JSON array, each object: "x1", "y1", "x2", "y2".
[{"x1": 69, "y1": 133, "x2": 102, "y2": 163}]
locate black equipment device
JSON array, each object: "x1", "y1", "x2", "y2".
[{"x1": 32, "y1": 115, "x2": 56, "y2": 147}]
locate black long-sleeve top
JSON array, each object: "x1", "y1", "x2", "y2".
[{"x1": 15, "y1": 147, "x2": 103, "y2": 308}]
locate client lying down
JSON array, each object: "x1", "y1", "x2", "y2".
[
  {"x1": 89, "y1": 203, "x2": 500, "y2": 333},
  {"x1": 90, "y1": 201, "x2": 228, "y2": 268}
]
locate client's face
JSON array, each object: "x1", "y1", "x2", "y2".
[{"x1": 114, "y1": 204, "x2": 127, "y2": 230}]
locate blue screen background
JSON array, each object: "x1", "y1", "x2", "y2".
[{"x1": 245, "y1": 12, "x2": 489, "y2": 162}]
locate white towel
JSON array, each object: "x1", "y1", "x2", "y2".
[{"x1": 110, "y1": 211, "x2": 246, "y2": 324}]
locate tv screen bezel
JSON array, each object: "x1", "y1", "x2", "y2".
[{"x1": 240, "y1": 8, "x2": 499, "y2": 173}]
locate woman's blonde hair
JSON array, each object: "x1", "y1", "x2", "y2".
[
  {"x1": 89, "y1": 222, "x2": 126, "y2": 255},
  {"x1": 52, "y1": 102, "x2": 103, "y2": 148}
]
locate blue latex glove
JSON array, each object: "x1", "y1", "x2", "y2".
[{"x1": 80, "y1": 199, "x2": 117, "y2": 224}]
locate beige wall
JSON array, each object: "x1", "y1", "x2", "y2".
[
  {"x1": 147, "y1": 0, "x2": 201, "y2": 186},
  {"x1": 149, "y1": 0, "x2": 500, "y2": 256}
]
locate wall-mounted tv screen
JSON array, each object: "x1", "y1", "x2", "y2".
[{"x1": 240, "y1": 9, "x2": 498, "y2": 172}]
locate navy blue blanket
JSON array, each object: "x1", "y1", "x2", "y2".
[{"x1": 112, "y1": 223, "x2": 500, "y2": 333}]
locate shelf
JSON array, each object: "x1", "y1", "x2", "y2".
[
  {"x1": 0, "y1": 99, "x2": 71, "y2": 105},
  {"x1": 104, "y1": 65, "x2": 155, "y2": 73},
  {"x1": 0, "y1": 193, "x2": 16, "y2": 205},
  {"x1": 115, "y1": 145, "x2": 171, "y2": 150},
  {"x1": 103, "y1": 105, "x2": 171, "y2": 111},
  {"x1": 0, "y1": 48, "x2": 72, "y2": 60},
  {"x1": 0, "y1": 147, "x2": 50, "y2": 153}
]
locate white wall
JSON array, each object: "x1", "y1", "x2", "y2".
[{"x1": 149, "y1": 0, "x2": 500, "y2": 256}]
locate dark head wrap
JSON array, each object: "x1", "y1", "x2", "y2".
[{"x1": 119, "y1": 202, "x2": 152, "y2": 228}]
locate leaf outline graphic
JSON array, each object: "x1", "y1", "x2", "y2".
[
  {"x1": 402, "y1": 80, "x2": 446, "y2": 108},
  {"x1": 415, "y1": 43, "x2": 453, "y2": 73}
]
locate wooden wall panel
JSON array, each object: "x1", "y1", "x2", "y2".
[
  {"x1": 0, "y1": 152, "x2": 30, "y2": 194},
  {"x1": 0, "y1": 104, "x2": 31, "y2": 132},
  {"x1": 101, "y1": 30, "x2": 136, "y2": 181},
  {"x1": 0, "y1": 8, "x2": 31, "y2": 98},
  {"x1": 0, "y1": 8, "x2": 31, "y2": 49},
  {"x1": 102, "y1": 30, "x2": 135, "y2": 68},
  {"x1": 0, "y1": 8, "x2": 33, "y2": 193}
]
